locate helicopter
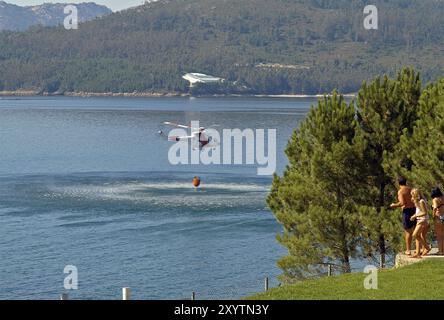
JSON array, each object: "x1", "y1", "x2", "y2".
[{"x1": 158, "y1": 121, "x2": 220, "y2": 150}]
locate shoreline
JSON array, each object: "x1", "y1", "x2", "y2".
[{"x1": 0, "y1": 90, "x2": 357, "y2": 98}]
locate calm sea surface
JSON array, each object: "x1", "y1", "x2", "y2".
[{"x1": 0, "y1": 96, "x2": 315, "y2": 300}]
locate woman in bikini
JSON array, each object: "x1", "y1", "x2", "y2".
[
  {"x1": 431, "y1": 187, "x2": 444, "y2": 255},
  {"x1": 410, "y1": 188, "x2": 431, "y2": 258}
]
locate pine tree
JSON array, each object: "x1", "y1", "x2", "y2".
[
  {"x1": 396, "y1": 78, "x2": 444, "y2": 193},
  {"x1": 267, "y1": 91, "x2": 363, "y2": 281},
  {"x1": 355, "y1": 67, "x2": 422, "y2": 267}
]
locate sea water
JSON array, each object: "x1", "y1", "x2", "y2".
[{"x1": 0, "y1": 96, "x2": 315, "y2": 299}]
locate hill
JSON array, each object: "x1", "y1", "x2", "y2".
[
  {"x1": 0, "y1": 1, "x2": 111, "y2": 31},
  {"x1": 248, "y1": 259, "x2": 444, "y2": 300},
  {"x1": 0, "y1": 0, "x2": 444, "y2": 95}
]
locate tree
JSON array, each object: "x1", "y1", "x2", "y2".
[
  {"x1": 268, "y1": 68, "x2": 424, "y2": 283},
  {"x1": 396, "y1": 77, "x2": 444, "y2": 193},
  {"x1": 267, "y1": 92, "x2": 363, "y2": 281},
  {"x1": 355, "y1": 67, "x2": 422, "y2": 267}
]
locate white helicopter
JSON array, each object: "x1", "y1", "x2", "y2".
[{"x1": 158, "y1": 121, "x2": 220, "y2": 150}]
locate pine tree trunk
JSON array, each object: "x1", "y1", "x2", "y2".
[
  {"x1": 378, "y1": 181, "x2": 386, "y2": 268},
  {"x1": 379, "y1": 234, "x2": 386, "y2": 268},
  {"x1": 340, "y1": 217, "x2": 352, "y2": 273},
  {"x1": 342, "y1": 256, "x2": 351, "y2": 274}
]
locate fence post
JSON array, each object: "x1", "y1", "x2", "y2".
[
  {"x1": 122, "y1": 287, "x2": 131, "y2": 300},
  {"x1": 191, "y1": 292, "x2": 196, "y2": 301},
  {"x1": 264, "y1": 277, "x2": 269, "y2": 291},
  {"x1": 327, "y1": 264, "x2": 332, "y2": 277},
  {"x1": 60, "y1": 293, "x2": 69, "y2": 300}
]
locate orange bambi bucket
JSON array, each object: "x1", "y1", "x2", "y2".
[{"x1": 192, "y1": 176, "x2": 201, "y2": 188}]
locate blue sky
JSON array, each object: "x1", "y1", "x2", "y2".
[{"x1": 6, "y1": 1, "x2": 146, "y2": 11}]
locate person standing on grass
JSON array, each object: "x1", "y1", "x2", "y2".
[
  {"x1": 431, "y1": 187, "x2": 444, "y2": 255},
  {"x1": 409, "y1": 188, "x2": 431, "y2": 258},
  {"x1": 390, "y1": 177, "x2": 416, "y2": 255}
]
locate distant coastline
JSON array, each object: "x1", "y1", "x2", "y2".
[{"x1": 0, "y1": 90, "x2": 356, "y2": 99}]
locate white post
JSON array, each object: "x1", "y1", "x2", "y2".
[
  {"x1": 122, "y1": 287, "x2": 131, "y2": 300},
  {"x1": 191, "y1": 292, "x2": 195, "y2": 300},
  {"x1": 264, "y1": 277, "x2": 269, "y2": 291},
  {"x1": 60, "y1": 293, "x2": 69, "y2": 300}
]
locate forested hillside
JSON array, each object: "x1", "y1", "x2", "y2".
[{"x1": 0, "y1": 0, "x2": 443, "y2": 95}]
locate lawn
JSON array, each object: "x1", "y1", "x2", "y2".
[{"x1": 248, "y1": 259, "x2": 444, "y2": 300}]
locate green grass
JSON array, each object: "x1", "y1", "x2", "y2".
[{"x1": 248, "y1": 259, "x2": 444, "y2": 300}]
